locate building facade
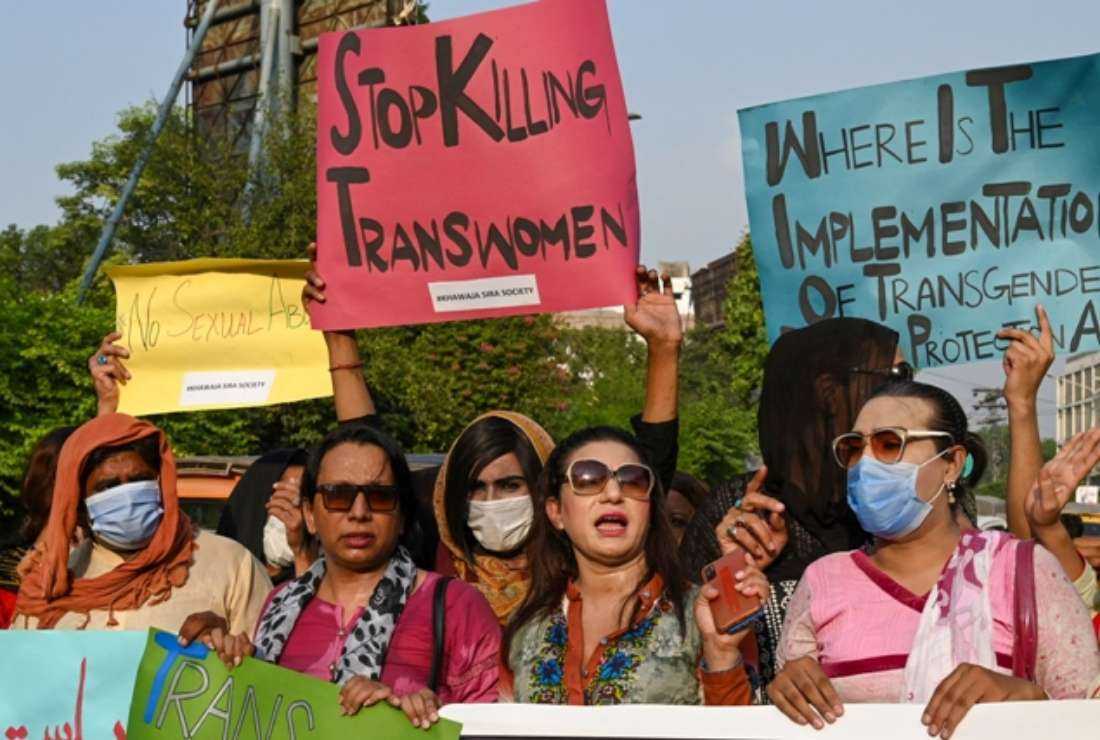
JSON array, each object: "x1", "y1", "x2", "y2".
[
  {"x1": 1057, "y1": 351, "x2": 1100, "y2": 445},
  {"x1": 690, "y1": 252, "x2": 737, "y2": 328},
  {"x1": 1056, "y1": 352, "x2": 1100, "y2": 492}
]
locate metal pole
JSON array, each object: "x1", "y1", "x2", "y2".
[
  {"x1": 247, "y1": 1, "x2": 279, "y2": 173},
  {"x1": 78, "y1": 0, "x2": 222, "y2": 299},
  {"x1": 276, "y1": 0, "x2": 295, "y2": 104}
]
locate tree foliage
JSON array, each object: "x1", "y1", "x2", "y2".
[
  {"x1": 2, "y1": 103, "x2": 775, "y2": 519},
  {"x1": 677, "y1": 234, "x2": 768, "y2": 483}
]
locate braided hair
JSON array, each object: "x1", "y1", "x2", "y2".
[{"x1": 866, "y1": 380, "x2": 987, "y2": 523}]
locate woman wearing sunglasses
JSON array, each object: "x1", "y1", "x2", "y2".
[
  {"x1": 770, "y1": 381, "x2": 1099, "y2": 739},
  {"x1": 304, "y1": 245, "x2": 685, "y2": 626},
  {"x1": 502, "y1": 427, "x2": 769, "y2": 705},
  {"x1": 180, "y1": 424, "x2": 502, "y2": 730}
]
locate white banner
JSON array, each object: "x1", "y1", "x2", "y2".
[{"x1": 440, "y1": 701, "x2": 1100, "y2": 739}]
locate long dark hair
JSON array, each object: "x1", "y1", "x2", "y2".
[
  {"x1": 867, "y1": 380, "x2": 988, "y2": 518},
  {"x1": 302, "y1": 423, "x2": 426, "y2": 560},
  {"x1": 20, "y1": 427, "x2": 76, "y2": 542},
  {"x1": 444, "y1": 416, "x2": 543, "y2": 562},
  {"x1": 503, "y1": 426, "x2": 687, "y2": 655}
]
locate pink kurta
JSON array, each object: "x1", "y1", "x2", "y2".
[
  {"x1": 257, "y1": 571, "x2": 500, "y2": 702},
  {"x1": 778, "y1": 540, "x2": 1099, "y2": 701}
]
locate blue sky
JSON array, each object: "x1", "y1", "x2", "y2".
[{"x1": 3, "y1": 0, "x2": 1096, "y2": 433}]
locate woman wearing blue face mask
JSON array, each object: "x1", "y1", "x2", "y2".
[
  {"x1": 12, "y1": 414, "x2": 272, "y2": 632},
  {"x1": 768, "y1": 381, "x2": 1100, "y2": 740}
]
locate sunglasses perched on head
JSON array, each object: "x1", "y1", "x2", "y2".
[
  {"x1": 565, "y1": 459, "x2": 654, "y2": 500},
  {"x1": 849, "y1": 362, "x2": 915, "y2": 383},
  {"x1": 832, "y1": 427, "x2": 955, "y2": 469},
  {"x1": 315, "y1": 483, "x2": 399, "y2": 512}
]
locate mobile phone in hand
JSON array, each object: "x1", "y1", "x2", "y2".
[{"x1": 701, "y1": 549, "x2": 764, "y2": 634}]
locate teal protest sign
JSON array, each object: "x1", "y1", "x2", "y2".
[
  {"x1": 739, "y1": 53, "x2": 1100, "y2": 366},
  {"x1": 126, "y1": 629, "x2": 461, "y2": 739},
  {"x1": 0, "y1": 630, "x2": 145, "y2": 739}
]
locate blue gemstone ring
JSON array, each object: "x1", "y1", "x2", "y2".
[{"x1": 97, "y1": 354, "x2": 108, "y2": 366}]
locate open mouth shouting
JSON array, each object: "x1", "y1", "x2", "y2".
[{"x1": 594, "y1": 509, "x2": 630, "y2": 537}]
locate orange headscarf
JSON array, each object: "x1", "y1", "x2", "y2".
[
  {"x1": 16, "y1": 413, "x2": 196, "y2": 628},
  {"x1": 433, "y1": 411, "x2": 554, "y2": 623}
]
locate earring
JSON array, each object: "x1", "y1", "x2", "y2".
[{"x1": 946, "y1": 479, "x2": 957, "y2": 504}]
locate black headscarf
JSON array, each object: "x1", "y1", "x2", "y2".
[
  {"x1": 679, "y1": 317, "x2": 901, "y2": 585},
  {"x1": 216, "y1": 448, "x2": 308, "y2": 567},
  {"x1": 758, "y1": 317, "x2": 900, "y2": 581}
]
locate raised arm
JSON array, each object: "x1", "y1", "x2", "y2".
[
  {"x1": 1000, "y1": 304, "x2": 1054, "y2": 538},
  {"x1": 302, "y1": 242, "x2": 376, "y2": 421},
  {"x1": 625, "y1": 266, "x2": 682, "y2": 424},
  {"x1": 1025, "y1": 429, "x2": 1100, "y2": 583},
  {"x1": 625, "y1": 266, "x2": 683, "y2": 492}
]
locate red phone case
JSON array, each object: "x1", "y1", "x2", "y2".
[{"x1": 701, "y1": 550, "x2": 764, "y2": 634}]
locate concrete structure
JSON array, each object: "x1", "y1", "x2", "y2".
[
  {"x1": 1056, "y1": 351, "x2": 1100, "y2": 488},
  {"x1": 690, "y1": 252, "x2": 737, "y2": 328},
  {"x1": 186, "y1": 0, "x2": 419, "y2": 148},
  {"x1": 558, "y1": 263, "x2": 696, "y2": 331},
  {"x1": 1057, "y1": 351, "x2": 1100, "y2": 444}
]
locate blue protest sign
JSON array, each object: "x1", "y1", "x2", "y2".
[
  {"x1": 739, "y1": 53, "x2": 1100, "y2": 366},
  {"x1": 0, "y1": 630, "x2": 145, "y2": 739}
]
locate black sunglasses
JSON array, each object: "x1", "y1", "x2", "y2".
[
  {"x1": 849, "y1": 361, "x2": 914, "y2": 383},
  {"x1": 315, "y1": 483, "x2": 399, "y2": 513}
]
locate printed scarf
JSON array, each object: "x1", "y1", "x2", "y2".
[
  {"x1": 902, "y1": 530, "x2": 1004, "y2": 702},
  {"x1": 254, "y1": 546, "x2": 417, "y2": 685}
]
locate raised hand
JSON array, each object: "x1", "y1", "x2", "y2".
[
  {"x1": 302, "y1": 242, "x2": 327, "y2": 310},
  {"x1": 715, "y1": 468, "x2": 788, "y2": 569},
  {"x1": 1025, "y1": 429, "x2": 1100, "y2": 529},
  {"x1": 998, "y1": 304, "x2": 1054, "y2": 408},
  {"x1": 265, "y1": 475, "x2": 312, "y2": 574},
  {"x1": 88, "y1": 331, "x2": 131, "y2": 416},
  {"x1": 624, "y1": 265, "x2": 682, "y2": 348}
]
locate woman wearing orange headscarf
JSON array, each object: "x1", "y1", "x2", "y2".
[{"x1": 13, "y1": 413, "x2": 271, "y2": 632}]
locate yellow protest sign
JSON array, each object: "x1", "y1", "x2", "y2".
[{"x1": 105, "y1": 259, "x2": 331, "y2": 416}]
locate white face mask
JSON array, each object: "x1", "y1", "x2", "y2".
[
  {"x1": 262, "y1": 515, "x2": 295, "y2": 568},
  {"x1": 467, "y1": 495, "x2": 534, "y2": 553}
]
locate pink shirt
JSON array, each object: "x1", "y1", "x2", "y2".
[
  {"x1": 258, "y1": 571, "x2": 500, "y2": 703},
  {"x1": 778, "y1": 541, "x2": 1099, "y2": 701}
]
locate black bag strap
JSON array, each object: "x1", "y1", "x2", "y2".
[{"x1": 429, "y1": 576, "x2": 453, "y2": 693}]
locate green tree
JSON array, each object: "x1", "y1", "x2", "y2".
[
  {"x1": 553, "y1": 325, "x2": 647, "y2": 434},
  {"x1": 677, "y1": 233, "x2": 768, "y2": 483},
  {"x1": 357, "y1": 315, "x2": 576, "y2": 452}
]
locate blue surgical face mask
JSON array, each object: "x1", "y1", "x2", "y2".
[
  {"x1": 846, "y1": 449, "x2": 950, "y2": 540},
  {"x1": 85, "y1": 479, "x2": 164, "y2": 551}
]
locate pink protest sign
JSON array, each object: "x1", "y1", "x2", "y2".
[{"x1": 312, "y1": 0, "x2": 639, "y2": 329}]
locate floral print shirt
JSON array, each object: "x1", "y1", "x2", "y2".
[{"x1": 506, "y1": 574, "x2": 750, "y2": 705}]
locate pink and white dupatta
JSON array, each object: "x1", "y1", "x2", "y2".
[{"x1": 902, "y1": 530, "x2": 1009, "y2": 702}]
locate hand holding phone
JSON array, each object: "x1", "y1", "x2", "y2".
[{"x1": 701, "y1": 549, "x2": 765, "y2": 635}]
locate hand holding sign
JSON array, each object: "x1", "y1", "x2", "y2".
[
  {"x1": 88, "y1": 331, "x2": 131, "y2": 417},
  {"x1": 624, "y1": 266, "x2": 683, "y2": 349},
  {"x1": 313, "y1": 0, "x2": 639, "y2": 330}
]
